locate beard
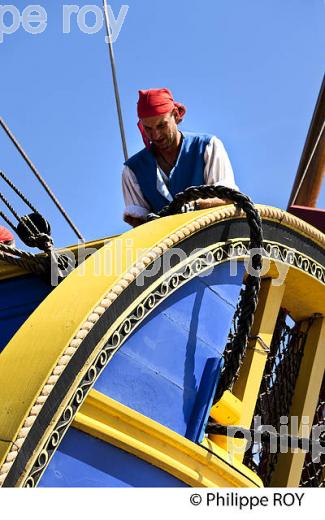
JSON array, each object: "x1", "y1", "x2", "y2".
[{"x1": 154, "y1": 130, "x2": 178, "y2": 151}]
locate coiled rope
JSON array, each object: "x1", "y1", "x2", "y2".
[{"x1": 147, "y1": 185, "x2": 264, "y2": 401}]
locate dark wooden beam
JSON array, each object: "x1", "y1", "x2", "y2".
[{"x1": 287, "y1": 76, "x2": 325, "y2": 208}]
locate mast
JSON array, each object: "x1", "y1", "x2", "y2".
[{"x1": 287, "y1": 76, "x2": 325, "y2": 209}]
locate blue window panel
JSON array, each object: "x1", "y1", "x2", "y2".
[
  {"x1": 95, "y1": 262, "x2": 245, "y2": 436},
  {"x1": 95, "y1": 347, "x2": 203, "y2": 434},
  {"x1": 40, "y1": 427, "x2": 187, "y2": 488}
]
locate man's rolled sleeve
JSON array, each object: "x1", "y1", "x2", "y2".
[
  {"x1": 204, "y1": 136, "x2": 239, "y2": 190},
  {"x1": 122, "y1": 165, "x2": 151, "y2": 220}
]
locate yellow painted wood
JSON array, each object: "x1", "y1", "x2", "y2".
[
  {"x1": 246, "y1": 257, "x2": 325, "y2": 321},
  {"x1": 0, "y1": 235, "x2": 120, "y2": 282},
  {"x1": 270, "y1": 317, "x2": 325, "y2": 486},
  {"x1": 210, "y1": 391, "x2": 242, "y2": 425},
  {"x1": 233, "y1": 279, "x2": 286, "y2": 407},
  {"x1": 210, "y1": 279, "x2": 286, "y2": 461},
  {"x1": 280, "y1": 267, "x2": 325, "y2": 321},
  {"x1": 73, "y1": 389, "x2": 263, "y2": 488},
  {"x1": 0, "y1": 261, "x2": 28, "y2": 281},
  {"x1": 61, "y1": 234, "x2": 121, "y2": 254},
  {"x1": 0, "y1": 207, "x2": 235, "y2": 467},
  {"x1": 0, "y1": 204, "x2": 323, "y2": 482}
]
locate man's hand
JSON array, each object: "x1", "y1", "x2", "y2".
[
  {"x1": 196, "y1": 197, "x2": 231, "y2": 209},
  {"x1": 124, "y1": 215, "x2": 146, "y2": 228}
]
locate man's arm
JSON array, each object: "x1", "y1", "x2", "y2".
[
  {"x1": 123, "y1": 214, "x2": 146, "y2": 227},
  {"x1": 122, "y1": 166, "x2": 151, "y2": 226},
  {"x1": 196, "y1": 197, "x2": 230, "y2": 209},
  {"x1": 196, "y1": 136, "x2": 239, "y2": 208}
]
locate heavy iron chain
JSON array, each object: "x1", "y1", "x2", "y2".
[{"x1": 147, "y1": 185, "x2": 264, "y2": 402}]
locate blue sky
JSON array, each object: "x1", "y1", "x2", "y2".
[{"x1": 1, "y1": 0, "x2": 324, "y2": 247}]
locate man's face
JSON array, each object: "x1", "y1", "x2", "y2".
[{"x1": 141, "y1": 110, "x2": 179, "y2": 151}]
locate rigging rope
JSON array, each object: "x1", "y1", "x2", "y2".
[
  {"x1": 0, "y1": 171, "x2": 37, "y2": 213},
  {"x1": 102, "y1": 0, "x2": 128, "y2": 161},
  {"x1": 0, "y1": 117, "x2": 84, "y2": 242},
  {"x1": 0, "y1": 210, "x2": 16, "y2": 232},
  {"x1": 0, "y1": 241, "x2": 48, "y2": 275},
  {"x1": 0, "y1": 192, "x2": 45, "y2": 258},
  {"x1": 0, "y1": 179, "x2": 51, "y2": 249},
  {"x1": 0, "y1": 190, "x2": 29, "y2": 231},
  {"x1": 0, "y1": 174, "x2": 72, "y2": 280},
  {"x1": 0, "y1": 238, "x2": 73, "y2": 279}
]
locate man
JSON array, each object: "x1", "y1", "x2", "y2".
[
  {"x1": 122, "y1": 88, "x2": 238, "y2": 227},
  {"x1": 0, "y1": 225, "x2": 15, "y2": 246}
]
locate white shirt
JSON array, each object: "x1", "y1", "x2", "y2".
[{"x1": 122, "y1": 135, "x2": 238, "y2": 219}]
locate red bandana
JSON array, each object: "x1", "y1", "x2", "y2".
[
  {"x1": 137, "y1": 88, "x2": 186, "y2": 148},
  {"x1": 0, "y1": 225, "x2": 14, "y2": 244}
]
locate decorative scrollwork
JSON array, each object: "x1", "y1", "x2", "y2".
[{"x1": 22, "y1": 238, "x2": 324, "y2": 487}]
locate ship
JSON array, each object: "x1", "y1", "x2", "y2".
[{"x1": 0, "y1": 70, "x2": 324, "y2": 489}]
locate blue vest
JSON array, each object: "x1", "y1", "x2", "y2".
[{"x1": 125, "y1": 132, "x2": 212, "y2": 213}]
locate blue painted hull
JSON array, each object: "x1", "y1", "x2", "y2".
[
  {"x1": 39, "y1": 262, "x2": 245, "y2": 487},
  {"x1": 40, "y1": 427, "x2": 188, "y2": 487},
  {"x1": 0, "y1": 275, "x2": 51, "y2": 353},
  {"x1": 1, "y1": 207, "x2": 323, "y2": 488}
]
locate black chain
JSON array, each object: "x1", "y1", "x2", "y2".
[{"x1": 147, "y1": 185, "x2": 263, "y2": 402}]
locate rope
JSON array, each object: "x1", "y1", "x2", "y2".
[
  {"x1": 0, "y1": 241, "x2": 74, "y2": 278},
  {"x1": 0, "y1": 117, "x2": 85, "y2": 242},
  {"x1": 16, "y1": 214, "x2": 53, "y2": 251},
  {"x1": 0, "y1": 241, "x2": 44, "y2": 259},
  {"x1": 23, "y1": 214, "x2": 41, "y2": 237},
  {"x1": 0, "y1": 188, "x2": 52, "y2": 250},
  {"x1": 0, "y1": 191, "x2": 34, "y2": 236},
  {"x1": 103, "y1": 0, "x2": 128, "y2": 161},
  {"x1": 147, "y1": 185, "x2": 263, "y2": 402},
  {"x1": 0, "y1": 198, "x2": 72, "y2": 279},
  {"x1": 0, "y1": 210, "x2": 16, "y2": 232},
  {"x1": 0, "y1": 252, "x2": 47, "y2": 275},
  {"x1": 0, "y1": 205, "x2": 321, "y2": 487},
  {"x1": 0, "y1": 168, "x2": 70, "y2": 279},
  {"x1": 0, "y1": 171, "x2": 38, "y2": 213},
  {"x1": 0, "y1": 171, "x2": 52, "y2": 242},
  {"x1": 0, "y1": 242, "x2": 48, "y2": 275}
]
